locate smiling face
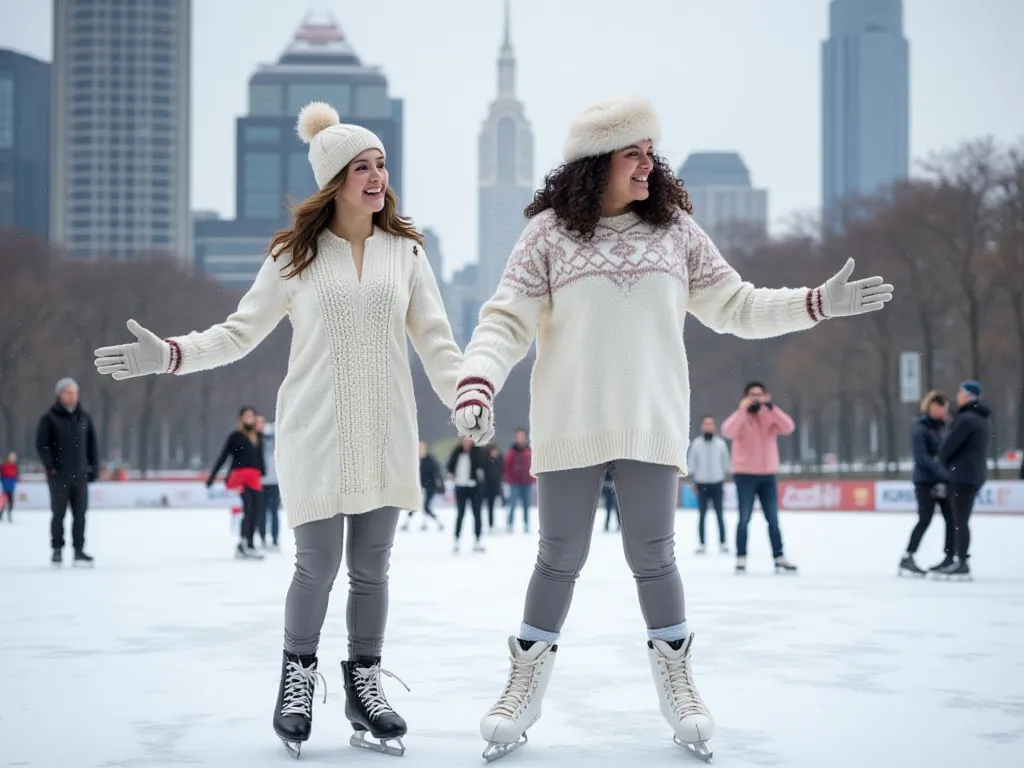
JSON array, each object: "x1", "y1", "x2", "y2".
[
  {"x1": 602, "y1": 139, "x2": 655, "y2": 216},
  {"x1": 335, "y1": 148, "x2": 388, "y2": 218}
]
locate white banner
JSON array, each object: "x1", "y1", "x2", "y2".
[
  {"x1": 875, "y1": 481, "x2": 1024, "y2": 514},
  {"x1": 7, "y1": 481, "x2": 236, "y2": 510}
]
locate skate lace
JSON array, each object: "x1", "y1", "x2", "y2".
[
  {"x1": 487, "y1": 656, "x2": 540, "y2": 718},
  {"x1": 662, "y1": 652, "x2": 709, "y2": 719},
  {"x1": 353, "y1": 664, "x2": 410, "y2": 719},
  {"x1": 281, "y1": 660, "x2": 326, "y2": 717}
]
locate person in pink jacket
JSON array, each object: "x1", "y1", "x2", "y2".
[{"x1": 720, "y1": 382, "x2": 798, "y2": 574}]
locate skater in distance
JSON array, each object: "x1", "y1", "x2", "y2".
[
  {"x1": 899, "y1": 390, "x2": 955, "y2": 577},
  {"x1": 453, "y1": 95, "x2": 894, "y2": 762},
  {"x1": 93, "y1": 101, "x2": 462, "y2": 758},
  {"x1": 207, "y1": 405, "x2": 266, "y2": 561}
]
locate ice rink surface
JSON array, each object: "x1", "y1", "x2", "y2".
[{"x1": 1, "y1": 505, "x2": 1023, "y2": 768}]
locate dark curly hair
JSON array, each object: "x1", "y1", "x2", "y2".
[{"x1": 524, "y1": 151, "x2": 692, "y2": 239}]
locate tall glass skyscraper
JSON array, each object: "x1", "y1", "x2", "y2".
[
  {"x1": 822, "y1": 0, "x2": 909, "y2": 230},
  {"x1": 51, "y1": 0, "x2": 191, "y2": 261}
]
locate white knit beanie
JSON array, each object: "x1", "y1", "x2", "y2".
[
  {"x1": 296, "y1": 102, "x2": 386, "y2": 189},
  {"x1": 562, "y1": 97, "x2": 662, "y2": 164}
]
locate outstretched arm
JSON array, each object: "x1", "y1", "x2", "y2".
[
  {"x1": 406, "y1": 246, "x2": 462, "y2": 410},
  {"x1": 682, "y1": 214, "x2": 892, "y2": 338},
  {"x1": 682, "y1": 214, "x2": 820, "y2": 339},
  {"x1": 170, "y1": 255, "x2": 290, "y2": 375}
]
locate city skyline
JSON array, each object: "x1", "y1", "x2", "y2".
[{"x1": 2, "y1": 0, "x2": 1022, "y2": 278}]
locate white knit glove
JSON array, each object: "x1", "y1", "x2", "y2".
[
  {"x1": 94, "y1": 319, "x2": 172, "y2": 380},
  {"x1": 453, "y1": 377, "x2": 495, "y2": 445},
  {"x1": 814, "y1": 258, "x2": 894, "y2": 318}
]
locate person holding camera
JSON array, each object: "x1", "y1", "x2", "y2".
[
  {"x1": 898, "y1": 390, "x2": 954, "y2": 576},
  {"x1": 720, "y1": 382, "x2": 798, "y2": 574}
]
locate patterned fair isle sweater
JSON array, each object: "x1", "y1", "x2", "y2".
[
  {"x1": 458, "y1": 208, "x2": 822, "y2": 475},
  {"x1": 169, "y1": 227, "x2": 461, "y2": 527}
]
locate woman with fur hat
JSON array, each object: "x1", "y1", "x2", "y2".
[
  {"x1": 454, "y1": 96, "x2": 894, "y2": 762},
  {"x1": 93, "y1": 102, "x2": 461, "y2": 758}
]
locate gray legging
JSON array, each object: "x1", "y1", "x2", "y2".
[
  {"x1": 522, "y1": 460, "x2": 685, "y2": 639},
  {"x1": 284, "y1": 506, "x2": 400, "y2": 660}
]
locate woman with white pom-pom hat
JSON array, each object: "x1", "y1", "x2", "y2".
[{"x1": 92, "y1": 102, "x2": 461, "y2": 758}]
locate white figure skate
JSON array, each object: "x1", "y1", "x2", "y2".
[
  {"x1": 479, "y1": 636, "x2": 557, "y2": 762},
  {"x1": 648, "y1": 634, "x2": 715, "y2": 762}
]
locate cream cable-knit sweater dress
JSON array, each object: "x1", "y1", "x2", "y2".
[{"x1": 170, "y1": 228, "x2": 461, "y2": 527}]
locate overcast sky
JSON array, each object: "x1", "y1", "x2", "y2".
[{"x1": 2, "y1": 0, "x2": 1022, "y2": 279}]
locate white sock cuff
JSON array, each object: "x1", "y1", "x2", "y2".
[
  {"x1": 648, "y1": 622, "x2": 688, "y2": 642},
  {"x1": 519, "y1": 623, "x2": 560, "y2": 644}
]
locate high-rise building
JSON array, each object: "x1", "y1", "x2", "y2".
[
  {"x1": 0, "y1": 49, "x2": 50, "y2": 239},
  {"x1": 822, "y1": 0, "x2": 909, "y2": 229},
  {"x1": 422, "y1": 226, "x2": 445, "y2": 286},
  {"x1": 678, "y1": 152, "x2": 768, "y2": 253},
  {"x1": 476, "y1": 0, "x2": 533, "y2": 303},
  {"x1": 51, "y1": 0, "x2": 191, "y2": 261},
  {"x1": 198, "y1": 10, "x2": 405, "y2": 288}
]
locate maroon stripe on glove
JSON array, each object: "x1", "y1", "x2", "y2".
[
  {"x1": 165, "y1": 339, "x2": 182, "y2": 373},
  {"x1": 457, "y1": 376, "x2": 495, "y2": 396},
  {"x1": 454, "y1": 398, "x2": 490, "y2": 414},
  {"x1": 815, "y1": 287, "x2": 825, "y2": 320},
  {"x1": 805, "y1": 290, "x2": 819, "y2": 322},
  {"x1": 458, "y1": 386, "x2": 492, "y2": 402}
]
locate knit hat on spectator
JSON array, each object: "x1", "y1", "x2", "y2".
[
  {"x1": 296, "y1": 101, "x2": 386, "y2": 189},
  {"x1": 960, "y1": 380, "x2": 983, "y2": 399}
]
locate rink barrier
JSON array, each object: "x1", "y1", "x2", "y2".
[
  {"x1": 678, "y1": 480, "x2": 1024, "y2": 515},
  {"x1": 7, "y1": 479, "x2": 1024, "y2": 514}
]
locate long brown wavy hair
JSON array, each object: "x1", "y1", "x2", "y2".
[
  {"x1": 524, "y1": 151, "x2": 693, "y2": 239},
  {"x1": 269, "y1": 166, "x2": 424, "y2": 279}
]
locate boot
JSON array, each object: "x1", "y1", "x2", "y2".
[
  {"x1": 898, "y1": 553, "x2": 926, "y2": 576},
  {"x1": 341, "y1": 657, "x2": 410, "y2": 756},
  {"x1": 648, "y1": 634, "x2": 715, "y2": 762},
  {"x1": 73, "y1": 550, "x2": 95, "y2": 567},
  {"x1": 928, "y1": 554, "x2": 954, "y2": 573},
  {"x1": 479, "y1": 636, "x2": 558, "y2": 761},
  {"x1": 774, "y1": 556, "x2": 798, "y2": 574},
  {"x1": 273, "y1": 650, "x2": 325, "y2": 759}
]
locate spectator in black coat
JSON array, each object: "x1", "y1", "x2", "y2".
[
  {"x1": 481, "y1": 444, "x2": 505, "y2": 532},
  {"x1": 401, "y1": 442, "x2": 445, "y2": 532},
  {"x1": 36, "y1": 378, "x2": 98, "y2": 566},
  {"x1": 447, "y1": 438, "x2": 486, "y2": 553},
  {"x1": 937, "y1": 381, "x2": 991, "y2": 576},
  {"x1": 900, "y1": 391, "x2": 954, "y2": 575}
]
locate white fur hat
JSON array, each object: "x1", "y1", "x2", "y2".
[
  {"x1": 296, "y1": 101, "x2": 386, "y2": 189},
  {"x1": 562, "y1": 97, "x2": 662, "y2": 163}
]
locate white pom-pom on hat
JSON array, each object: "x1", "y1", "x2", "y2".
[
  {"x1": 562, "y1": 96, "x2": 661, "y2": 164},
  {"x1": 296, "y1": 101, "x2": 340, "y2": 144}
]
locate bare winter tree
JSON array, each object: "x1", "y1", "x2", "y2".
[{"x1": 994, "y1": 142, "x2": 1024, "y2": 448}]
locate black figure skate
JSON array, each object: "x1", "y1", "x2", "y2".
[
  {"x1": 341, "y1": 658, "x2": 410, "y2": 756},
  {"x1": 898, "y1": 554, "x2": 927, "y2": 576},
  {"x1": 273, "y1": 651, "x2": 326, "y2": 758}
]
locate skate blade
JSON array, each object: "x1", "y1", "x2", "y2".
[
  {"x1": 675, "y1": 735, "x2": 713, "y2": 763},
  {"x1": 280, "y1": 738, "x2": 303, "y2": 759},
  {"x1": 483, "y1": 733, "x2": 527, "y2": 762},
  {"x1": 898, "y1": 568, "x2": 925, "y2": 577},
  {"x1": 350, "y1": 729, "x2": 405, "y2": 757}
]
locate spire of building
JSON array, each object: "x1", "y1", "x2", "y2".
[{"x1": 497, "y1": 0, "x2": 515, "y2": 98}]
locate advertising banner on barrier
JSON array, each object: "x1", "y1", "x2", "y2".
[
  {"x1": 777, "y1": 481, "x2": 876, "y2": 511},
  {"x1": 875, "y1": 480, "x2": 1024, "y2": 514},
  {"x1": 10, "y1": 481, "x2": 235, "y2": 510}
]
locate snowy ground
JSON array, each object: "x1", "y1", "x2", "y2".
[{"x1": 1, "y1": 506, "x2": 1023, "y2": 768}]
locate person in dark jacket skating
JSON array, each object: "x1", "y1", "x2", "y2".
[
  {"x1": 401, "y1": 442, "x2": 445, "y2": 532},
  {"x1": 208, "y1": 406, "x2": 266, "y2": 560},
  {"x1": 936, "y1": 381, "x2": 991, "y2": 579},
  {"x1": 447, "y1": 438, "x2": 486, "y2": 553},
  {"x1": 899, "y1": 391, "x2": 955, "y2": 576},
  {"x1": 482, "y1": 444, "x2": 505, "y2": 532},
  {"x1": 36, "y1": 378, "x2": 98, "y2": 566}
]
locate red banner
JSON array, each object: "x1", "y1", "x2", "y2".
[{"x1": 777, "y1": 481, "x2": 876, "y2": 511}]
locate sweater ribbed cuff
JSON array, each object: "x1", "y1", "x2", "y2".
[{"x1": 530, "y1": 430, "x2": 688, "y2": 475}]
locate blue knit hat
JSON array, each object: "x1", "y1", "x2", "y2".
[{"x1": 960, "y1": 380, "x2": 983, "y2": 399}]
